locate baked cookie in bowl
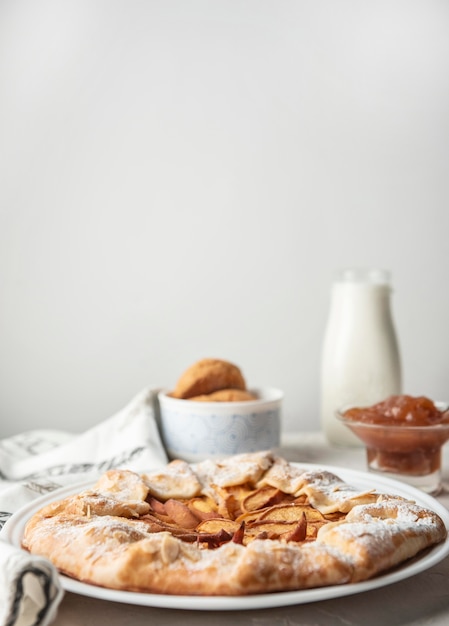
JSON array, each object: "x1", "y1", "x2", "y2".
[{"x1": 158, "y1": 358, "x2": 283, "y2": 462}]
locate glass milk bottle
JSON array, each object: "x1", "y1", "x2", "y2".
[{"x1": 320, "y1": 269, "x2": 402, "y2": 446}]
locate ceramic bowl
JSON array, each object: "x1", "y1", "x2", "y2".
[
  {"x1": 337, "y1": 401, "x2": 449, "y2": 494},
  {"x1": 157, "y1": 387, "x2": 283, "y2": 463}
]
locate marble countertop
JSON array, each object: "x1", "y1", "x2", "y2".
[{"x1": 51, "y1": 433, "x2": 449, "y2": 626}]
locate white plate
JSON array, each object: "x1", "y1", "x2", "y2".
[{"x1": 3, "y1": 463, "x2": 449, "y2": 611}]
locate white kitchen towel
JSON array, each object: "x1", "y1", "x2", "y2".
[
  {"x1": 0, "y1": 540, "x2": 63, "y2": 626},
  {"x1": 0, "y1": 386, "x2": 169, "y2": 626}
]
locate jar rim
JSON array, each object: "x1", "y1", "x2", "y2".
[{"x1": 335, "y1": 268, "x2": 391, "y2": 285}]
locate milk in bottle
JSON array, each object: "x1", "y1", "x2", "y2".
[{"x1": 320, "y1": 269, "x2": 402, "y2": 446}]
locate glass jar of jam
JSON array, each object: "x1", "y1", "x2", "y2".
[{"x1": 338, "y1": 395, "x2": 449, "y2": 494}]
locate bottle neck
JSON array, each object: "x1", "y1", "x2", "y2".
[
  {"x1": 330, "y1": 282, "x2": 393, "y2": 317},
  {"x1": 335, "y1": 268, "x2": 391, "y2": 285}
]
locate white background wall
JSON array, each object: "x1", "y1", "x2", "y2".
[{"x1": 1, "y1": 0, "x2": 448, "y2": 439}]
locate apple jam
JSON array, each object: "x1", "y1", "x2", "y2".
[
  {"x1": 342, "y1": 395, "x2": 449, "y2": 478},
  {"x1": 343, "y1": 395, "x2": 449, "y2": 427}
]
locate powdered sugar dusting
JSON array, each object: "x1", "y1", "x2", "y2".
[
  {"x1": 192, "y1": 451, "x2": 273, "y2": 489},
  {"x1": 297, "y1": 470, "x2": 378, "y2": 513},
  {"x1": 143, "y1": 460, "x2": 202, "y2": 499}
]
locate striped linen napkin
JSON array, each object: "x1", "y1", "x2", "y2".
[{"x1": 0, "y1": 387, "x2": 168, "y2": 626}]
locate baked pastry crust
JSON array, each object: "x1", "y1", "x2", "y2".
[{"x1": 22, "y1": 452, "x2": 447, "y2": 596}]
